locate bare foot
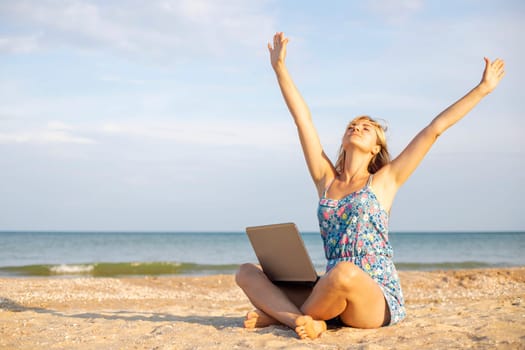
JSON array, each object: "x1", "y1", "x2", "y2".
[
  {"x1": 294, "y1": 315, "x2": 326, "y2": 340},
  {"x1": 244, "y1": 309, "x2": 279, "y2": 328}
]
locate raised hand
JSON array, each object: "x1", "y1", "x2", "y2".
[
  {"x1": 479, "y1": 57, "x2": 505, "y2": 94},
  {"x1": 268, "y1": 32, "x2": 289, "y2": 70}
]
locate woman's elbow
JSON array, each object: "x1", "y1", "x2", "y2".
[{"x1": 425, "y1": 122, "x2": 445, "y2": 140}]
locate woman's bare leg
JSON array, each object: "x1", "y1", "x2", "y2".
[
  {"x1": 300, "y1": 261, "x2": 390, "y2": 328},
  {"x1": 235, "y1": 263, "x2": 326, "y2": 339},
  {"x1": 244, "y1": 309, "x2": 279, "y2": 328}
]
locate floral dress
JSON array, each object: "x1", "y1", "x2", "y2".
[{"x1": 318, "y1": 175, "x2": 406, "y2": 325}]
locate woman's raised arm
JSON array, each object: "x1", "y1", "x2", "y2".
[
  {"x1": 269, "y1": 32, "x2": 335, "y2": 194},
  {"x1": 383, "y1": 57, "x2": 506, "y2": 191}
]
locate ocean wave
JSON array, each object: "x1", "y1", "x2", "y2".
[
  {"x1": 50, "y1": 264, "x2": 95, "y2": 274},
  {"x1": 0, "y1": 260, "x2": 512, "y2": 277},
  {"x1": 0, "y1": 262, "x2": 240, "y2": 277}
]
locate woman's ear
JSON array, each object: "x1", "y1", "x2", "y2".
[{"x1": 372, "y1": 145, "x2": 381, "y2": 156}]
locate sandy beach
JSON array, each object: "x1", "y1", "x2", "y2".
[{"x1": 1, "y1": 267, "x2": 524, "y2": 349}]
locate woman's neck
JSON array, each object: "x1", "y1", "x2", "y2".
[{"x1": 340, "y1": 149, "x2": 372, "y2": 184}]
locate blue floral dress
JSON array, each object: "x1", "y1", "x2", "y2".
[{"x1": 318, "y1": 175, "x2": 406, "y2": 325}]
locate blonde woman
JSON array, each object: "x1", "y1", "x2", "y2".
[{"x1": 236, "y1": 32, "x2": 505, "y2": 340}]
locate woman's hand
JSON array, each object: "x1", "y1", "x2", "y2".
[
  {"x1": 268, "y1": 32, "x2": 289, "y2": 71},
  {"x1": 479, "y1": 57, "x2": 505, "y2": 95}
]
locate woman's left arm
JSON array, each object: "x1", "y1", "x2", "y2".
[{"x1": 386, "y1": 57, "x2": 506, "y2": 188}]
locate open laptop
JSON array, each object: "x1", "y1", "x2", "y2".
[{"x1": 246, "y1": 223, "x2": 320, "y2": 307}]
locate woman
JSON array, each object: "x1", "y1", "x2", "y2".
[{"x1": 235, "y1": 32, "x2": 505, "y2": 340}]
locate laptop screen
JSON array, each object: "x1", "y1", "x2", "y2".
[{"x1": 246, "y1": 223, "x2": 318, "y2": 283}]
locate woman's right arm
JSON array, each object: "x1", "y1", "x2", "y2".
[{"x1": 269, "y1": 32, "x2": 334, "y2": 194}]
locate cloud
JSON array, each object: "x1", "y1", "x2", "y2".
[
  {"x1": 0, "y1": 34, "x2": 42, "y2": 53},
  {"x1": 0, "y1": 119, "x2": 297, "y2": 148},
  {"x1": 0, "y1": 121, "x2": 96, "y2": 144},
  {"x1": 100, "y1": 119, "x2": 296, "y2": 148},
  {"x1": 0, "y1": 0, "x2": 275, "y2": 60}
]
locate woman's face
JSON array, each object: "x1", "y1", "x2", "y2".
[{"x1": 343, "y1": 119, "x2": 380, "y2": 154}]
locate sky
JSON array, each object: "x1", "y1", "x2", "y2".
[{"x1": 0, "y1": 0, "x2": 523, "y2": 232}]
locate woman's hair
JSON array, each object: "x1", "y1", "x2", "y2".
[{"x1": 334, "y1": 115, "x2": 390, "y2": 174}]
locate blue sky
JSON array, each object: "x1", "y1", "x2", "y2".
[{"x1": 0, "y1": 0, "x2": 523, "y2": 232}]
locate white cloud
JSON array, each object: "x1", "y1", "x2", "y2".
[
  {"x1": 46, "y1": 121, "x2": 74, "y2": 131},
  {"x1": 0, "y1": 130, "x2": 96, "y2": 145},
  {"x1": 0, "y1": 119, "x2": 296, "y2": 148},
  {"x1": 0, "y1": 34, "x2": 42, "y2": 53},
  {"x1": 100, "y1": 119, "x2": 295, "y2": 147},
  {"x1": 0, "y1": 120, "x2": 96, "y2": 144},
  {"x1": 0, "y1": 0, "x2": 275, "y2": 60}
]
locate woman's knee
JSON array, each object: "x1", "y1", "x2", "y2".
[
  {"x1": 325, "y1": 261, "x2": 361, "y2": 291},
  {"x1": 235, "y1": 263, "x2": 263, "y2": 288}
]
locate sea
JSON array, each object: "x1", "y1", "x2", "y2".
[{"x1": 0, "y1": 231, "x2": 524, "y2": 277}]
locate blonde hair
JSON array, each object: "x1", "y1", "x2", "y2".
[{"x1": 334, "y1": 115, "x2": 390, "y2": 175}]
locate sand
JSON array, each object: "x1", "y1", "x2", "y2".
[{"x1": 1, "y1": 268, "x2": 524, "y2": 349}]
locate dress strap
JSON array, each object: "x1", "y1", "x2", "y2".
[
  {"x1": 323, "y1": 179, "x2": 336, "y2": 197},
  {"x1": 366, "y1": 174, "x2": 374, "y2": 187}
]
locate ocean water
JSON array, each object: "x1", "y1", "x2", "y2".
[{"x1": 0, "y1": 231, "x2": 523, "y2": 277}]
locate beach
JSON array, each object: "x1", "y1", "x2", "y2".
[{"x1": 1, "y1": 267, "x2": 524, "y2": 349}]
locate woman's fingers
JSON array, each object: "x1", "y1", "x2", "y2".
[
  {"x1": 489, "y1": 58, "x2": 505, "y2": 71},
  {"x1": 268, "y1": 32, "x2": 281, "y2": 53},
  {"x1": 270, "y1": 32, "x2": 288, "y2": 50},
  {"x1": 493, "y1": 59, "x2": 505, "y2": 71},
  {"x1": 484, "y1": 57, "x2": 505, "y2": 77},
  {"x1": 480, "y1": 57, "x2": 505, "y2": 93}
]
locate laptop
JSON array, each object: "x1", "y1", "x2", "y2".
[{"x1": 246, "y1": 222, "x2": 320, "y2": 307}]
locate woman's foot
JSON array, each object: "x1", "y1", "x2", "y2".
[
  {"x1": 244, "y1": 309, "x2": 280, "y2": 328},
  {"x1": 295, "y1": 315, "x2": 326, "y2": 340}
]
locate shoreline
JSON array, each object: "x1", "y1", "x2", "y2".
[
  {"x1": 1, "y1": 267, "x2": 524, "y2": 349},
  {"x1": 0, "y1": 261, "x2": 521, "y2": 278}
]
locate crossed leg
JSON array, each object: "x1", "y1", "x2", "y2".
[
  {"x1": 301, "y1": 261, "x2": 390, "y2": 328},
  {"x1": 244, "y1": 309, "x2": 279, "y2": 328},
  {"x1": 235, "y1": 261, "x2": 389, "y2": 339},
  {"x1": 235, "y1": 263, "x2": 326, "y2": 339},
  {"x1": 236, "y1": 262, "x2": 390, "y2": 339}
]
